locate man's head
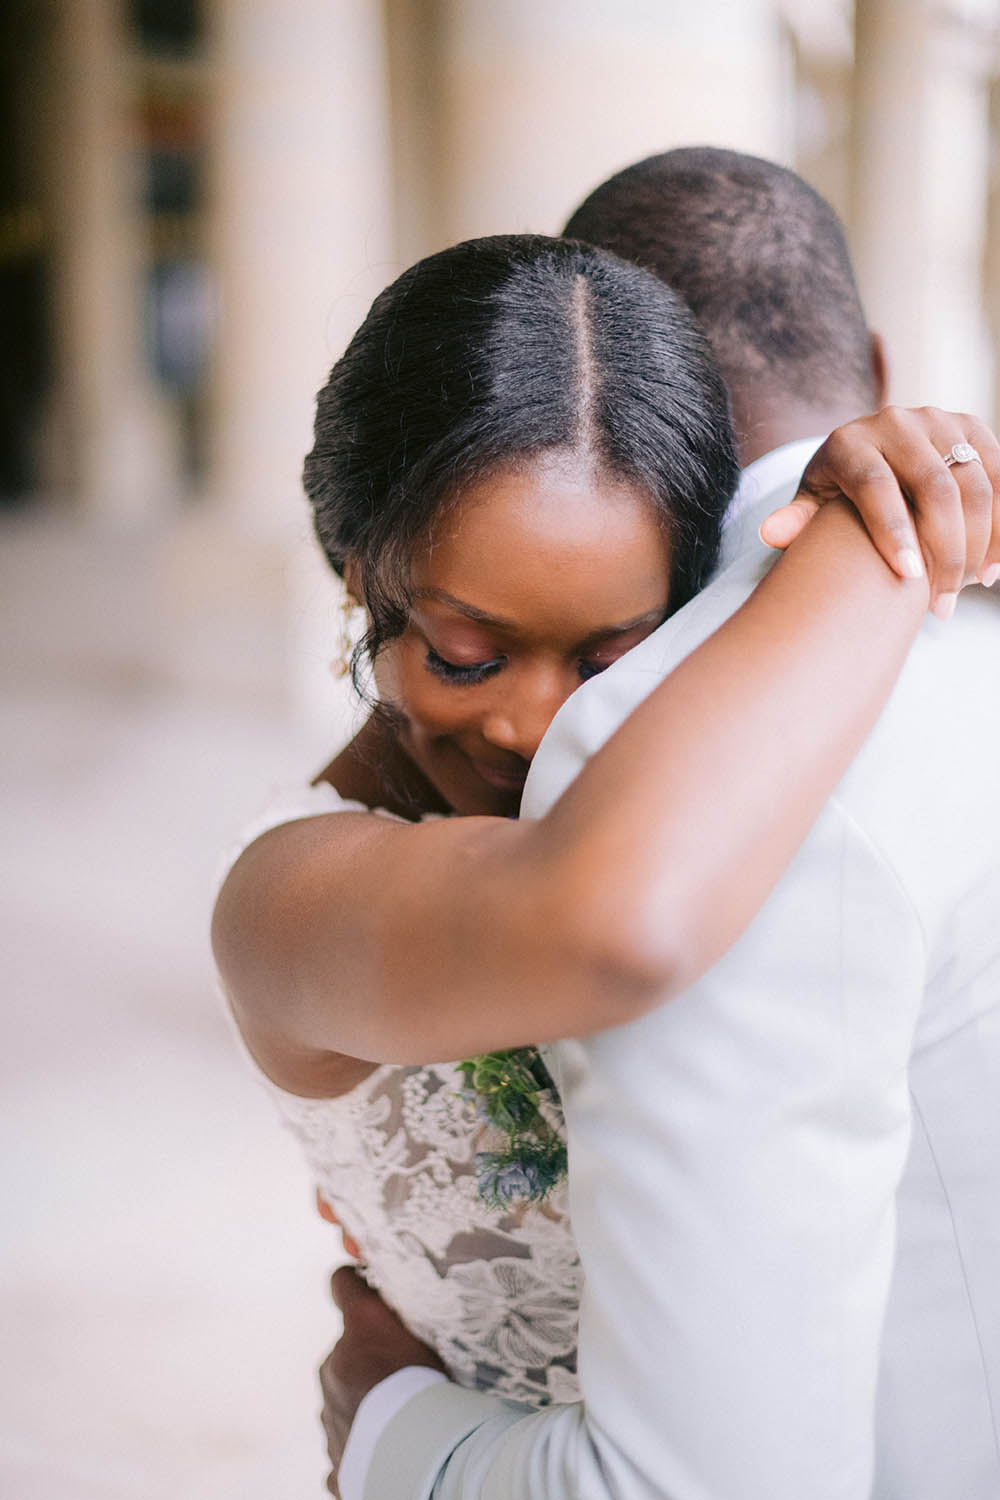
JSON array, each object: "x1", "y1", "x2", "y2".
[{"x1": 563, "y1": 147, "x2": 887, "y2": 462}]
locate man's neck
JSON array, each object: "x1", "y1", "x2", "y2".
[{"x1": 731, "y1": 390, "x2": 875, "y2": 468}]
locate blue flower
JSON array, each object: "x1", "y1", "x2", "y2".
[{"x1": 475, "y1": 1153, "x2": 545, "y2": 1207}]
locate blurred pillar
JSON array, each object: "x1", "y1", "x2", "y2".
[
  {"x1": 423, "y1": 0, "x2": 790, "y2": 248},
  {"x1": 382, "y1": 0, "x2": 447, "y2": 269},
  {"x1": 207, "y1": 0, "x2": 394, "y2": 535},
  {"x1": 850, "y1": 0, "x2": 995, "y2": 412},
  {"x1": 192, "y1": 0, "x2": 393, "y2": 744},
  {"x1": 782, "y1": 2, "x2": 855, "y2": 223},
  {"x1": 44, "y1": 0, "x2": 179, "y2": 518}
]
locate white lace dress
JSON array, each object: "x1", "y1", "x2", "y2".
[{"x1": 226, "y1": 782, "x2": 582, "y2": 1408}]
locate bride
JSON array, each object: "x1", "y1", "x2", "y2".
[{"x1": 213, "y1": 233, "x2": 996, "y2": 1420}]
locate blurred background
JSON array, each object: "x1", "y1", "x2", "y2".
[{"x1": 2, "y1": 1, "x2": 999, "y2": 1496}]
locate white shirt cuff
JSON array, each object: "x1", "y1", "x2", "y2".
[{"x1": 337, "y1": 1366, "x2": 448, "y2": 1500}]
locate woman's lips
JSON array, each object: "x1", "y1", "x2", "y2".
[{"x1": 468, "y1": 757, "x2": 529, "y2": 793}]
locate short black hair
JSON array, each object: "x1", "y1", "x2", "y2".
[
  {"x1": 304, "y1": 234, "x2": 738, "y2": 674},
  {"x1": 563, "y1": 147, "x2": 874, "y2": 410}
]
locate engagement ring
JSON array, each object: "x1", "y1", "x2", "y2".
[{"x1": 943, "y1": 442, "x2": 982, "y2": 467}]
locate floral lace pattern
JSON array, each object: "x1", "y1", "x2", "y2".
[
  {"x1": 227, "y1": 781, "x2": 581, "y2": 1407},
  {"x1": 267, "y1": 1062, "x2": 581, "y2": 1406}
]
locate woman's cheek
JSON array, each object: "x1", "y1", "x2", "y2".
[
  {"x1": 376, "y1": 643, "x2": 452, "y2": 734},
  {"x1": 369, "y1": 641, "x2": 406, "y2": 711}
]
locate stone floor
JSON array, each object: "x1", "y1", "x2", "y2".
[{"x1": 1, "y1": 509, "x2": 355, "y2": 1498}]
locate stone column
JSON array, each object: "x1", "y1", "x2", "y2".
[
  {"x1": 197, "y1": 0, "x2": 394, "y2": 740},
  {"x1": 421, "y1": 0, "x2": 790, "y2": 249},
  {"x1": 43, "y1": 0, "x2": 179, "y2": 518},
  {"x1": 207, "y1": 0, "x2": 394, "y2": 534},
  {"x1": 850, "y1": 0, "x2": 996, "y2": 412}
]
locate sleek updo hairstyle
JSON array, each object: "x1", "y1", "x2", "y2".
[{"x1": 303, "y1": 234, "x2": 738, "y2": 671}]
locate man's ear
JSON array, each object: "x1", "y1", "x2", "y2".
[{"x1": 869, "y1": 332, "x2": 890, "y2": 408}]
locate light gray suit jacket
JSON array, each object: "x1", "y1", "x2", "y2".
[{"x1": 365, "y1": 475, "x2": 1000, "y2": 1500}]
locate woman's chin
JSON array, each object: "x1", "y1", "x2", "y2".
[
  {"x1": 445, "y1": 756, "x2": 529, "y2": 819},
  {"x1": 435, "y1": 770, "x2": 525, "y2": 820}
]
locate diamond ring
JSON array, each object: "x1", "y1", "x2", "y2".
[{"x1": 943, "y1": 442, "x2": 982, "y2": 467}]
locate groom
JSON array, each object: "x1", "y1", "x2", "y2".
[{"x1": 323, "y1": 151, "x2": 1000, "y2": 1498}]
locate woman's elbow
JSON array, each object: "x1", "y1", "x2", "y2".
[{"x1": 558, "y1": 892, "x2": 687, "y2": 1029}]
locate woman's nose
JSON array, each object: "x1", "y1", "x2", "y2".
[{"x1": 480, "y1": 671, "x2": 572, "y2": 761}]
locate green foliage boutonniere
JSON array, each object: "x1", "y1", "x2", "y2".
[{"x1": 457, "y1": 1047, "x2": 568, "y2": 1210}]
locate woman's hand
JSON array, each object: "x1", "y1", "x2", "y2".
[
  {"x1": 316, "y1": 1189, "x2": 364, "y2": 1261},
  {"x1": 760, "y1": 407, "x2": 1000, "y2": 619}
]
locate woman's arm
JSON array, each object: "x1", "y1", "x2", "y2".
[
  {"x1": 215, "y1": 404, "x2": 1000, "y2": 1092},
  {"x1": 214, "y1": 494, "x2": 929, "y2": 1092}
]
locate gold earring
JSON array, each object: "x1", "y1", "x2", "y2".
[{"x1": 331, "y1": 593, "x2": 364, "y2": 678}]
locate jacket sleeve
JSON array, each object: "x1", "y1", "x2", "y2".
[
  {"x1": 363, "y1": 1387, "x2": 632, "y2": 1500},
  {"x1": 362, "y1": 790, "x2": 926, "y2": 1500}
]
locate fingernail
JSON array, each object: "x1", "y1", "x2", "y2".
[
  {"x1": 931, "y1": 592, "x2": 958, "y2": 621},
  {"x1": 897, "y1": 547, "x2": 924, "y2": 580},
  {"x1": 980, "y1": 563, "x2": 1000, "y2": 588}
]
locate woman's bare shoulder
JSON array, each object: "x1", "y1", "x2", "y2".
[{"x1": 214, "y1": 721, "x2": 421, "y2": 1099}]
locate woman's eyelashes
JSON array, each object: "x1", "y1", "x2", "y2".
[
  {"x1": 424, "y1": 647, "x2": 505, "y2": 685},
  {"x1": 424, "y1": 646, "x2": 612, "y2": 687}
]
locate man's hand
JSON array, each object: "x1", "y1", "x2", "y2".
[
  {"x1": 759, "y1": 406, "x2": 1000, "y2": 618},
  {"x1": 321, "y1": 1266, "x2": 444, "y2": 1495}
]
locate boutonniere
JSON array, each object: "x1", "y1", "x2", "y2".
[{"x1": 458, "y1": 1048, "x2": 568, "y2": 1209}]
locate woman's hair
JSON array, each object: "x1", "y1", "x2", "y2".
[{"x1": 303, "y1": 234, "x2": 739, "y2": 671}]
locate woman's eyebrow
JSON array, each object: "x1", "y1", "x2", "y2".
[
  {"x1": 414, "y1": 590, "x2": 668, "y2": 641},
  {"x1": 587, "y1": 607, "x2": 667, "y2": 639},
  {"x1": 412, "y1": 588, "x2": 516, "y2": 628}
]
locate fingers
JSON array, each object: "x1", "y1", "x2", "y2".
[
  {"x1": 899, "y1": 410, "x2": 994, "y2": 614},
  {"x1": 317, "y1": 1192, "x2": 364, "y2": 1259},
  {"x1": 797, "y1": 417, "x2": 926, "y2": 581},
  {"x1": 791, "y1": 407, "x2": 1000, "y2": 614},
  {"x1": 327, "y1": 1267, "x2": 446, "y2": 1378},
  {"x1": 330, "y1": 1264, "x2": 377, "y2": 1313},
  {"x1": 759, "y1": 496, "x2": 818, "y2": 550},
  {"x1": 341, "y1": 1228, "x2": 363, "y2": 1260},
  {"x1": 961, "y1": 415, "x2": 1000, "y2": 585},
  {"x1": 316, "y1": 1189, "x2": 340, "y2": 1224}
]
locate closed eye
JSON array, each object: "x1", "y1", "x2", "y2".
[
  {"x1": 578, "y1": 647, "x2": 635, "y2": 681},
  {"x1": 578, "y1": 612, "x2": 669, "y2": 682},
  {"x1": 424, "y1": 647, "x2": 505, "y2": 686}
]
